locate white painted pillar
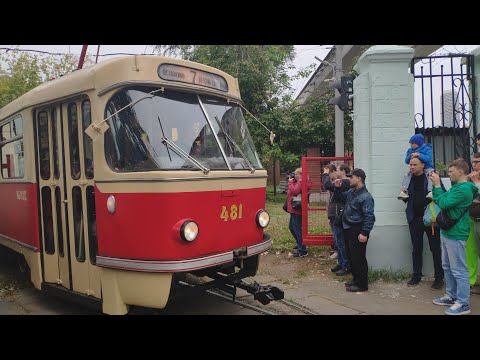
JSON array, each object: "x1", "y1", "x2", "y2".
[{"x1": 352, "y1": 46, "x2": 421, "y2": 272}]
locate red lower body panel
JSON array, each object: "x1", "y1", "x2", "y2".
[
  {"x1": 0, "y1": 183, "x2": 40, "y2": 250},
  {"x1": 95, "y1": 186, "x2": 266, "y2": 260}
]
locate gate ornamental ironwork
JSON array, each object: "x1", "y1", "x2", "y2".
[{"x1": 411, "y1": 54, "x2": 476, "y2": 175}]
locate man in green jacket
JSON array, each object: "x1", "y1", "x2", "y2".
[{"x1": 431, "y1": 158, "x2": 478, "y2": 315}]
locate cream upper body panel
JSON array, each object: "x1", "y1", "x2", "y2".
[{"x1": 0, "y1": 56, "x2": 242, "y2": 121}]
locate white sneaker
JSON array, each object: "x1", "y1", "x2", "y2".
[
  {"x1": 329, "y1": 251, "x2": 338, "y2": 260},
  {"x1": 397, "y1": 192, "x2": 409, "y2": 200},
  {"x1": 426, "y1": 191, "x2": 433, "y2": 200}
]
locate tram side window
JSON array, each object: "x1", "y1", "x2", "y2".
[
  {"x1": 38, "y1": 112, "x2": 51, "y2": 180},
  {"x1": 86, "y1": 186, "x2": 97, "y2": 264},
  {"x1": 82, "y1": 100, "x2": 94, "y2": 179},
  {"x1": 0, "y1": 116, "x2": 25, "y2": 179},
  {"x1": 68, "y1": 103, "x2": 81, "y2": 180},
  {"x1": 104, "y1": 91, "x2": 158, "y2": 172},
  {"x1": 51, "y1": 109, "x2": 60, "y2": 180}
]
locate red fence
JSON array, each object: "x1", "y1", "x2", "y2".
[{"x1": 301, "y1": 156, "x2": 353, "y2": 246}]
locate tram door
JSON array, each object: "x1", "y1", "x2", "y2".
[
  {"x1": 35, "y1": 107, "x2": 70, "y2": 287},
  {"x1": 60, "y1": 98, "x2": 101, "y2": 297}
]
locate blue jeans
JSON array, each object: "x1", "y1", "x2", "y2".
[
  {"x1": 330, "y1": 221, "x2": 350, "y2": 270},
  {"x1": 440, "y1": 233, "x2": 470, "y2": 306},
  {"x1": 289, "y1": 214, "x2": 306, "y2": 253},
  {"x1": 401, "y1": 168, "x2": 433, "y2": 192}
]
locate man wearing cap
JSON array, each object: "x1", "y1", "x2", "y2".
[{"x1": 334, "y1": 168, "x2": 375, "y2": 292}]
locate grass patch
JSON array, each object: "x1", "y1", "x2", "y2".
[
  {"x1": 368, "y1": 267, "x2": 411, "y2": 283},
  {"x1": 266, "y1": 185, "x2": 287, "y2": 204}
]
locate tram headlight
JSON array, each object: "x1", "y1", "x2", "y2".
[
  {"x1": 180, "y1": 220, "x2": 199, "y2": 242},
  {"x1": 107, "y1": 195, "x2": 116, "y2": 214},
  {"x1": 256, "y1": 210, "x2": 270, "y2": 228}
]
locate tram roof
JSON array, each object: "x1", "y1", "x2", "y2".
[{"x1": 0, "y1": 55, "x2": 241, "y2": 121}]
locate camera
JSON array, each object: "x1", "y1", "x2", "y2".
[{"x1": 286, "y1": 172, "x2": 296, "y2": 181}]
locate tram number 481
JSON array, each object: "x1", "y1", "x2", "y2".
[{"x1": 220, "y1": 204, "x2": 243, "y2": 221}]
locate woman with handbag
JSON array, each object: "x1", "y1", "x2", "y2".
[{"x1": 287, "y1": 168, "x2": 307, "y2": 257}]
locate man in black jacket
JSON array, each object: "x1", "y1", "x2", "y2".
[
  {"x1": 322, "y1": 164, "x2": 351, "y2": 275},
  {"x1": 334, "y1": 168, "x2": 375, "y2": 292},
  {"x1": 403, "y1": 157, "x2": 444, "y2": 289}
]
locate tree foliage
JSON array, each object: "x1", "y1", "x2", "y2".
[
  {"x1": 255, "y1": 96, "x2": 336, "y2": 172},
  {"x1": 0, "y1": 48, "x2": 92, "y2": 108}
]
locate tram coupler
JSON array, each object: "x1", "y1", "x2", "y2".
[
  {"x1": 235, "y1": 280, "x2": 284, "y2": 305},
  {"x1": 199, "y1": 270, "x2": 284, "y2": 305}
]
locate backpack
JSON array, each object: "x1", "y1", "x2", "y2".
[{"x1": 423, "y1": 201, "x2": 441, "y2": 234}]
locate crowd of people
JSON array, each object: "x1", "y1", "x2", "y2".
[
  {"x1": 284, "y1": 132, "x2": 480, "y2": 315},
  {"x1": 286, "y1": 162, "x2": 375, "y2": 292},
  {"x1": 398, "y1": 133, "x2": 480, "y2": 315}
]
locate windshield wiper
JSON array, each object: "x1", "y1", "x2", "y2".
[
  {"x1": 214, "y1": 116, "x2": 255, "y2": 173},
  {"x1": 161, "y1": 137, "x2": 210, "y2": 174},
  {"x1": 156, "y1": 115, "x2": 210, "y2": 174}
]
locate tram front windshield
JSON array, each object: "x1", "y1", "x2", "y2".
[{"x1": 104, "y1": 87, "x2": 263, "y2": 172}]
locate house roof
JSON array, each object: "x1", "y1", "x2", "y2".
[{"x1": 295, "y1": 45, "x2": 443, "y2": 104}]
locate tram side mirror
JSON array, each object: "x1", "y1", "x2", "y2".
[
  {"x1": 85, "y1": 122, "x2": 110, "y2": 141},
  {"x1": 267, "y1": 131, "x2": 280, "y2": 147}
]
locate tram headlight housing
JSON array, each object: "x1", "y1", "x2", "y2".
[
  {"x1": 107, "y1": 195, "x2": 116, "y2": 214},
  {"x1": 180, "y1": 220, "x2": 199, "y2": 242},
  {"x1": 256, "y1": 210, "x2": 270, "y2": 228}
]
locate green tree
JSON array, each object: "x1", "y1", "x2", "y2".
[
  {"x1": 0, "y1": 48, "x2": 92, "y2": 108},
  {"x1": 259, "y1": 95, "x2": 336, "y2": 172}
]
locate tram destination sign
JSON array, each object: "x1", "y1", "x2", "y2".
[{"x1": 158, "y1": 64, "x2": 228, "y2": 92}]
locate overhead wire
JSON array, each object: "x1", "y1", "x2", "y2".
[{"x1": 0, "y1": 47, "x2": 157, "y2": 57}]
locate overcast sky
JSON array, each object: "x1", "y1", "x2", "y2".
[{"x1": 1, "y1": 44, "x2": 332, "y2": 98}]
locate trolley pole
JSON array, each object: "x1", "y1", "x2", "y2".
[
  {"x1": 334, "y1": 45, "x2": 344, "y2": 157},
  {"x1": 78, "y1": 45, "x2": 88, "y2": 70}
]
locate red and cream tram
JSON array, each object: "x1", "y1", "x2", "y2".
[{"x1": 0, "y1": 55, "x2": 273, "y2": 314}]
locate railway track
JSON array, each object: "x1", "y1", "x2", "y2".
[{"x1": 176, "y1": 280, "x2": 319, "y2": 315}]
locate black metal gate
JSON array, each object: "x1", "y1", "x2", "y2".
[{"x1": 411, "y1": 54, "x2": 476, "y2": 175}]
